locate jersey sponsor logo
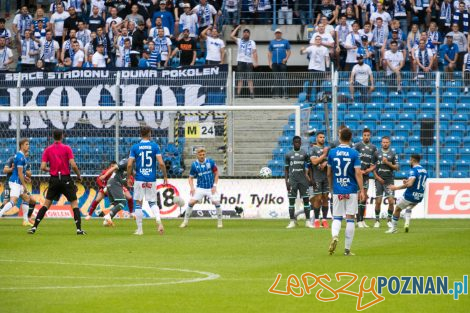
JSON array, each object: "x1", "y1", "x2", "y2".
[{"x1": 426, "y1": 180, "x2": 470, "y2": 214}]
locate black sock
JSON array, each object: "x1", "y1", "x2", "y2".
[
  {"x1": 321, "y1": 206, "x2": 329, "y2": 219},
  {"x1": 359, "y1": 204, "x2": 366, "y2": 222},
  {"x1": 33, "y1": 206, "x2": 48, "y2": 228},
  {"x1": 313, "y1": 207, "x2": 320, "y2": 219},
  {"x1": 387, "y1": 209, "x2": 393, "y2": 221},
  {"x1": 28, "y1": 202, "x2": 35, "y2": 218},
  {"x1": 289, "y1": 198, "x2": 295, "y2": 220},
  {"x1": 303, "y1": 198, "x2": 310, "y2": 219},
  {"x1": 110, "y1": 204, "x2": 123, "y2": 219},
  {"x1": 73, "y1": 208, "x2": 82, "y2": 230},
  {"x1": 375, "y1": 207, "x2": 381, "y2": 221}
]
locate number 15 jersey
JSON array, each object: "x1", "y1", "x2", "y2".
[
  {"x1": 327, "y1": 144, "x2": 361, "y2": 195},
  {"x1": 129, "y1": 140, "x2": 162, "y2": 182}
]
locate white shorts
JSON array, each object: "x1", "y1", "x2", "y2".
[
  {"x1": 396, "y1": 198, "x2": 418, "y2": 210},
  {"x1": 8, "y1": 182, "x2": 24, "y2": 198},
  {"x1": 191, "y1": 187, "x2": 220, "y2": 203},
  {"x1": 332, "y1": 193, "x2": 358, "y2": 217},
  {"x1": 133, "y1": 181, "x2": 157, "y2": 202}
]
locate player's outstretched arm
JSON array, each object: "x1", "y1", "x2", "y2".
[{"x1": 390, "y1": 177, "x2": 415, "y2": 191}]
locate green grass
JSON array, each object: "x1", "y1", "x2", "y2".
[{"x1": 0, "y1": 218, "x2": 469, "y2": 313}]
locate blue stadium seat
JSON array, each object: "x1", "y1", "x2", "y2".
[
  {"x1": 442, "y1": 147, "x2": 458, "y2": 155},
  {"x1": 437, "y1": 171, "x2": 450, "y2": 178},
  {"x1": 388, "y1": 91, "x2": 404, "y2": 106},
  {"x1": 396, "y1": 170, "x2": 408, "y2": 178},
  {"x1": 418, "y1": 113, "x2": 433, "y2": 120},
  {"x1": 283, "y1": 125, "x2": 295, "y2": 137},
  {"x1": 423, "y1": 94, "x2": 437, "y2": 104},
  {"x1": 303, "y1": 80, "x2": 309, "y2": 93},
  {"x1": 371, "y1": 136, "x2": 382, "y2": 146},
  {"x1": 456, "y1": 102, "x2": 470, "y2": 114},
  {"x1": 381, "y1": 113, "x2": 397, "y2": 122},
  {"x1": 338, "y1": 81, "x2": 350, "y2": 94},
  {"x1": 391, "y1": 136, "x2": 406, "y2": 146},
  {"x1": 309, "y1": 113, "x2": 325, "y2": 123},
  {"x1": 448, "y1": 124, "x2": 466, "y2": 137},
  {"x1": 359, "y1": 123, "x2": 376, "y2": 130},
  {"x1": 420, "y1": 103, "x2": 435, "y2": 113},
  {"x1": 439, "y1": 160, "x2": 453, "y2": 172},
  {"x1": 439, "y1": 113, "x2": 452, "y2": 122},
  {"x1": 458, "y1": 146, "x2": 470, "y2": 156},
  {"x1": 375, "y1": 81, "x2": 387, "y2": 93},
  {"x1": 452, "y1": 114, "x2": 468, "y2": 122},
  {"x1": 278, "y1": 136, "x2": 292, "y2": 146},
  {"x1": 398, "y1": 113, "x2": 416, "y2": 121},
  {"x1": 394, "y1": 122, "x2": 412, "y2": 137},
  {"x1": 345, "y1": 121, "x2": 360, "y2": 130},
  {"x1": 321, "y1": 81, "x2": 332, "y2": 92},
  {"x1": 408, "y1": 136, "x2": 421, "y2": 146},
  {"x1": 371, "y1": 91, "x2": 387, "y2": 104},
  {"x1": 365, "y1": 102, "x2": 382, "y2": 114},
  {"x1": 345, "y1": 112, "x2": 362, "y2": 122},
  {"x1": 348, "y1": 102, "x2": 363, "y2": 114},
  {"x1": 298, "y1": 92, "x2": 307, "y2": 102},
  {"x1": 444, "y1": 136, "x2": 462, "y2": 147},
  {"x1": 444, "y1": 80, "x2": 462, "y2": 93},
  {"x1": 453, "y1": 171, "x2": 467, "y2": 178},
  {"x1": 407, "y1": 91, "x2": 423, "y2": 104},
  {"x1": 362, "y1": 113, "x2": 378, "y2": 123},
  {"x1": 405, "y1": 146, "x2": 422, "y2": 154},
  {"x1": 391, "y1": 146, "x2": 404, "y2": 155},
  {"x1": 440, "y1": 102, "x2": 456, "y2": 113},
  {"x1": 442, "y1": 92, "x2": 458, "y2": 104},
  {"x1": 402, "y1": 102, "x2": 419, "y2": 112},
  {"x1": 376, "y1": 124, "x2": 392, "y2": 137},
  {"x1": 462, "y1": 136, "x2": 470, "y2": 146}
]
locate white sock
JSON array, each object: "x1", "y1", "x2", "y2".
[
  {"x1": 134, "y1": 208, "x2": 143, "y2": 232},
  {"x1": 405, "y1": 209, "x2": 411, "y2": 225},
  {"x1": 149, "y1": 202, "x2": 161, "y2": 224},
  {"x1": 104, "y1": 213, "x2": 111, "y2": 220},
  {"x1": 215, "y1": 204, "x2": 222, "y2": 221},
  {"x1": 332, "y1": 217, "x2": 342, "y2": 237},
  {"x1": 184, "y1": 205, "x2": 193, "y2": 223},
  {"x1": 0, "y1": 201, "x2": 14, "y2": 217},
  {"x1": 345, "y1": 219, "x2": 355, "y2": 250},
  {"x1": 392, "y1": 215, "x2": 399, "y2": 229},
  {"x1": 22, "y1": 204, "x2": 29, "y2": 222}
]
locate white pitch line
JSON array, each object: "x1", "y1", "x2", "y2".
[{"x1": 0, "y1": 259, "x2": 220, "y2": 290}]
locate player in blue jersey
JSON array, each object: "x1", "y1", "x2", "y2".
[
  {"x1": 180, "y1": 147, "x2": 222, "y2": 228},
  {"x1": 327, "y1": 128, "x2": 366, "y2": 256},
  {"x1": 0, "y1": 139, "x2": 37, "y2": 226},
  {"x1": 127, "y1": 127, "x2": 168, "y2": 236},
  {"x1": 386, "y1": 154, "x2": 428, "y2": 234}
]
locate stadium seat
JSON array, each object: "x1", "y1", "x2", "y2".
[
  {"x1": 388, "y1": 91, "x2": 404, "y2": 106},
  {"x1": 418, "y1": 113, "x2": 433, "y2": 120},
  {"x1": 443, "y1": 136, "x2": 462, "y2": 147},
  {"x1": 448, "y1": 124, "x2": 466, "y2": 137},
  {"x1": 452, "y1": 114, "x2": 468, "y2": 122},
  {"x1": 321, "y1": 81, "x2": 332, "y2": 92},
  {"x1": 423, "y1": 94, "x2": 437, "y2": 104},
  {"x1": 453, "y1": 171, "x2": 467, "y2": 178},
  {"x1": 362, "y1": 113, "x2": 379, "y2": 123},
  {"x1": 398, "y1": 113, "x2": 416, "y2": 121},
  {"x1": 458, "y1": 146, "x2": 470, "y2": 156},
  {"x1": 408, "y1": 136, "x2": 421, "y2": 146},
  {"x1": 396, "y1": 170, "x2": 408, "y2": 178},
  {"x1": 407, "y1": 91, "x2": 423, "y2": 104},
  {"x1": 442, "y1": 92, "x2": 458, "y2": 104},
  {"x1": 402, "y1": 102, "x2": 419, "y2": 112},
  {"x1": 376, "y1": 124, "x2": 392, "y2": 137},
  {"x1": 371, "y1": 91, "x2": 387, "y2": 104},
  {"x1": 302, "y1": 80, "x2": 309, "y2": 93},
  {"x1": 443, "y1": 80, "x2": 462, "y2": 93},
  {"x1": 463, "y1": 136, "x2": 470, "y2": 146},
  {"x1": 345, "y1": 112, "x2": 362, "y2": 122},
  {"x1": 405, "y1": 146, "x2": 422, "y2": 154},
  {"x1": 381, "y1": 113, "x2": 397, "y2": 122},
  {"x1": 456, "y1": 102, "x2": 469, "y2": 115},
  {"x1": 455, "y1": 159, "x2": 470, "y2": 172},
  {"x1": 391, "y1": 136, "x2": 406, "y2": 146},
  {"x1": 283, "y1": 125, "x2": 295, "y2": 137},
  {"x1": 440, "y1": 102, "x2": 456, "y2": 112},
  {"x1": 391, "y1": 146, "x2": 404, "y2": 155},
  {"x1": 298, "y1": 92, "x2": 307, "y2": 102},
  {"x1": 365, "y1": 102, "x2": 381, "y2": 114},
  {"x1": 348, "y1": 102, "x2": 363, "y2": 114},
  {"x1": 358, "y1": 123, "x2": 376, "y2": 131},
  {"x1": 438, "y1": 113, "x2": 452, "y2": 122},
  {"x1": 394, "y1": 123, "x2": 411, "y2": 137},
  {"x1": 374, "y1": 81, "x2": 387, "y2": 93},
  {"x1": 345, "y1": 121, "x2": 360, "y2": 130},
  {"x1": 420, "y1": 103, "x2": 435, "y2": 113},
  {"x1": 338, "y1": 81, "x2": 350, "y2": 94}
]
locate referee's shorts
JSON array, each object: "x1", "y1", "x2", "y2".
[{"x1": 46, "y1": 175, "x2": 77, "y2": 202}]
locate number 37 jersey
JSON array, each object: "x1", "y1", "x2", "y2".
[
  {"x1": 129, "y1": 140, "x2": 162, "y2": 182},
  {"x1": 327, "y1": 145, "x2": 361, "y2": 195}
]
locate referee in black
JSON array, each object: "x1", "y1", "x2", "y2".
[{"x1": 28, "y1": 130, "x2": 85, "y2": 235}]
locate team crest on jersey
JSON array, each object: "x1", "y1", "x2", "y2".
[{"x1": 206, "y1": 162, "x2": 210, "y2": 168}]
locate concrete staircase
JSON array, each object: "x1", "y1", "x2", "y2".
[{"x1": 232, "y1": 98, "x2": 294, "y2": 176}]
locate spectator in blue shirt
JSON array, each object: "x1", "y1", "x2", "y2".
[
  {"x1": 439, "y1": 34, "x2": 459, "y2": 80},
  {"x1": 138, "y1": 50, "x2": 151, "y2": 68},
  {"x1": 268, "y1": 29, "x2": 291, "y2": 98},
  {"x1": 152, "y1": 1, "x2": 175, "y2": 34},
  {"x1": 357, "y1": 35, "x2": 375, "y2": 68}
]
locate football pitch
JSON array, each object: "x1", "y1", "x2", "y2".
[{"x1": 0, "y1": 219, "x2": 469, "y2": 313}]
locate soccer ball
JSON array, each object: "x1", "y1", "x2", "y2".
[{"x1": 259, "y1": 167, "x2": 272, "y2": 178}]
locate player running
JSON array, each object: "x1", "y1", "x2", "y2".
[
  {"x1": 180, "y1": 147, "x2": 223, "y2": 228},
  {"x1": 285, "y1": 136, "x2": 311, "y2": 229},
  {"x1": 85, "y1": 161, "x2": 134, "y2": 220},
  {"x1": 103, "y1": 158, "x2": 132, "y2": 226},
  {"x1": 127, "y1": 126, "x2": 168, "y2": 236},
  {"x1": 386, "y1": 154, "x2": 427, "y2": 234},
  {"x1": 354, "y1": 128, "x2": 377, "y2": 228},
  {"x1": 373, "y1": 136, "x2": 399, "y2": 228},
  {"x1": 327, "y1": 128, "x2": 365, "y2": 256},
  {"x1": 309, "y1": 131, "x2": 330, "y2": 228},
  {"x1": 0, "y1": 139, "x2": 36, "y2": 226}
]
